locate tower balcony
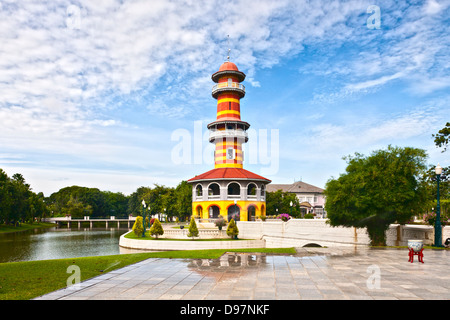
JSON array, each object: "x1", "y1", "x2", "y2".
[
  {"x1": 212, "y1": 82, "x2": 245, "y2": 98},
  {"x1": 209, "y1": 129, "x2": 248, "y2": 143}
]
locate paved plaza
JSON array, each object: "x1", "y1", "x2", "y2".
[{"x1": 35, "y1": 247, "x2": 450, "y2": 300}]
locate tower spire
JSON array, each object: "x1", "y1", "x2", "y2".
[{"x1": 227, "y1": 34, "x2": 230, "y2": 61}]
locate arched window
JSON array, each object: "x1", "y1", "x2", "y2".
[
  {"x1": 208, "y1": 183, "x2": 220, "y2": 196},
  {"x1": 228, "y1": 204, "x2": 240, "y2": 221},
  {"x1": 196, "y1": 185, "x2": 203, "y2": 197},
  {"x1": 209, "y1": 205, "x2": 220, "y2": 219},
  {"x1": 227, "y1": 182, "x2": 240, "y2": 196},
  {"x1": 196, "y1": 205, "x2": 203, "y2": 217},
  {"x1": 248, "y1": 205, "x2": 256, "y2": 221},
  {"x1": 247, "y1": 183, "x2": 257, "y2": 196}
]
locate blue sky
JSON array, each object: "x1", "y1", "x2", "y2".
[{"x1": 0, "y1": 0, "x2": 449, "y2": 196}]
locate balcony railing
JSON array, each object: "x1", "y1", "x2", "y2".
[
  {"x1": 212, "y1": 82, "x2": 245, "y2": 97},
  {"x1": 209, "y1": 129, "x2": 248, "y2": 142}
]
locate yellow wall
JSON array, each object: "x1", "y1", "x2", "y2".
[{"x1": 192, "y1": 200, "x2": 266, "y2": 222}]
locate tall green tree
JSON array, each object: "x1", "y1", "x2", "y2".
[
  {"x1": 324, "y1": 146, "x2": 428, "y2": 246},
  {"x1": 0, "y1": 169, "x2": 48, "y2": 224},
  {"x1": 174, "y1": 180, "x2": 192, "y2": 221},
  {"x1": 0, "y1": 169, "x2": 12, "y2": 224},
  {"x1": 433, "y1": 122, "x2": 450, "y2": 152}
]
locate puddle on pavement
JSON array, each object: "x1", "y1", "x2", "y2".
[{"x1": 187, "y1": 252, "x2": 267, "y2": 271}]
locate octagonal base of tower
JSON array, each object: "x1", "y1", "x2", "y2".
[{"x1": 188, "y1": 167, "x2": 271, "y2": 222}]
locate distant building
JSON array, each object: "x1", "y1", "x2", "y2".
[{"x1": 266, "y1": 181, "x2": 326, "y2": 218}]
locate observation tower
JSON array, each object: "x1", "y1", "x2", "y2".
[{"x1": 188, "y1": 60, "x2": 271, "y2": 222}]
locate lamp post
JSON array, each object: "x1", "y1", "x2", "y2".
[
  {"x1": 290, "y1": 201, "x2": 293, "y2": 217},
  {"x1": 141, "y1": 200, "x2": 146, "y2": 238},
  {"x1": 434, "y1": 164, "x2": 443, "y2": 247}
]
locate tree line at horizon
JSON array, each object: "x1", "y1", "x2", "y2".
[
  {"x1": 0, "y1": 122, "x2": 449, "y2": 246},
  {"x1": 0, "y1": 170, "x2": 195, "y2": 225},
  {"x1": 0, "y1": 168, "x2": 312, "y2": 225},
  {"x1": 1, "y1": 156, "x2": 448, "y2": 229}
]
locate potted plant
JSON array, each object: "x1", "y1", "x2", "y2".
[
  {"x1": 277, "y1": 213, "x2": 291, "y2": 222},
  {"x1": 214, "y1": 216, "x2": 226, "y2": 230}
]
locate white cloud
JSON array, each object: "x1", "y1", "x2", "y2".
[{"x1": 1, "y1": 0, "x2": 449, "y2": 194}]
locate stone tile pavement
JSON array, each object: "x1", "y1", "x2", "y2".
[{"x1": 35, "y1": 247, "x2": 450, "y2": 301}]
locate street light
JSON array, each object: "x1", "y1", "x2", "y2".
[
  {"x1": 434, "y1": 164, "x2": 443, "y2": 247},
  {"x1": 141, "y1": 200, "x2": 146, "y2": 238}
]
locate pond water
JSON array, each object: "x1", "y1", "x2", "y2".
[{"x1": 0, "y1": 226, "x2": 132, "y2": 263}]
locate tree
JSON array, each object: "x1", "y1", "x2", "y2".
[
  {"x1": 187, "y1": 216, "x2": 199, "y2": 239},
  {"x1": 433, "y1": 122, "x2": 450, "y2": 152},
  {"x1": 149, "y1": 218, "x2": 164, "y2": 239},
  {"x1": 174, "y1": 181, "x2": 192, "y2": 221},
  {"x1": 132, "y1": 216, "x2": 144, "y2": 237},
  {"x1": 266, "y1": 190, "x2": 300, "y2": 217},
  {"x1": 127, "y1": 186, "x2": 152, "y2": 216},
  {"x1": 9, "y1": 173, "x2": 32, "y2": 224},
  {"x1": 0, "y1": 169, "x2": 13, "y2": 224},
  {"x1": 324, "y1": 146, "x2": 428, "y2": 246},
  {"x1": 422, "y1": 164, "x2": 450, "y2": 221},
  {"x1": 46, "y1": 186, "x2": 118, "y2": 218},
  {"x1": 65, "y1": 195, "x2": 93, "y2": 218},
  {"x1": 226, "y1": 218, "x2": 239, "y2": 239},
  {"x1": 103, "y1": 191, "x2": 129, "y2": 218}
]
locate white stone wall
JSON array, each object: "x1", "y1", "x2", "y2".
[
  {"x1": 119, "y1": 231, "x2": 265, "y2": 251},
  {"x1": 237, "y1": 219, "x2": 444, "y2": 248}
]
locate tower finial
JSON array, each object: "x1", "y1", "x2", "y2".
[{"x1": 227, "y1": 34, "x2": 230, "y2": 61}]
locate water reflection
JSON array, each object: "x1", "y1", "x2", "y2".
[
  {"x1": 0, "y1": 227, "x2": 129, "y2": 263},
  {"x1": 188, "y1": 253, "x2": 267, "y2": 271}
]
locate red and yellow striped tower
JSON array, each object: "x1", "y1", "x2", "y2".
[
  {"x1": 210, "y1": 61, "x2": 248, "y2": 169},
  {"x1": 188, "y1": 61, "x2": 271, "y2": 222}
]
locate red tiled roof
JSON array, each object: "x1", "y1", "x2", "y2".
[
  {"x1": 188, "y1": 168, "x2": 271, "y2": 183},
  {"x1": 219, "y1": 61, "x2": 239, "y2": 72}
]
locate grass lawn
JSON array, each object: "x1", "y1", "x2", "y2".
[
  {"x1": 0, "y1": 222, "x2": 56, "y2": 234},
  {"x1": 0, "y1": 247, "x2": 297, "y2": 300}
]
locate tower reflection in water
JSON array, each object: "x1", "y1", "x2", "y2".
[{"x1": 187, "y1": 253, "x2": 267, "y2": 271}]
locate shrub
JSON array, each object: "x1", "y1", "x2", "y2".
[
  {"x1": 304, "y1": 213, "x2": 314, "y2": 219},
  {"x1": 226, "y1": 218, "x2": 239, "y2": 239},
  {"x1": 149, "y1": 218, "x2": 164, "y2": 239},
  {"x1": 187, "y1": 217, "x2": 199, "y2": 239},
  {"x1": 422, "y1": 211, "x2": 448, "y2": 226},
  {"x1": 132, "y1": 216, "x2": 144, "y2": 237}
]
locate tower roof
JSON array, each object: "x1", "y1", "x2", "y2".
[
  {"x1": 212, "y1": 61, "x2": 246, "y2": 83},
  {"x1": 188, "y1": 168, "x2": 271, "y2": 183},
  {"x1": 219, "y1": 61, "x2": 239, "y2": 72}
]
